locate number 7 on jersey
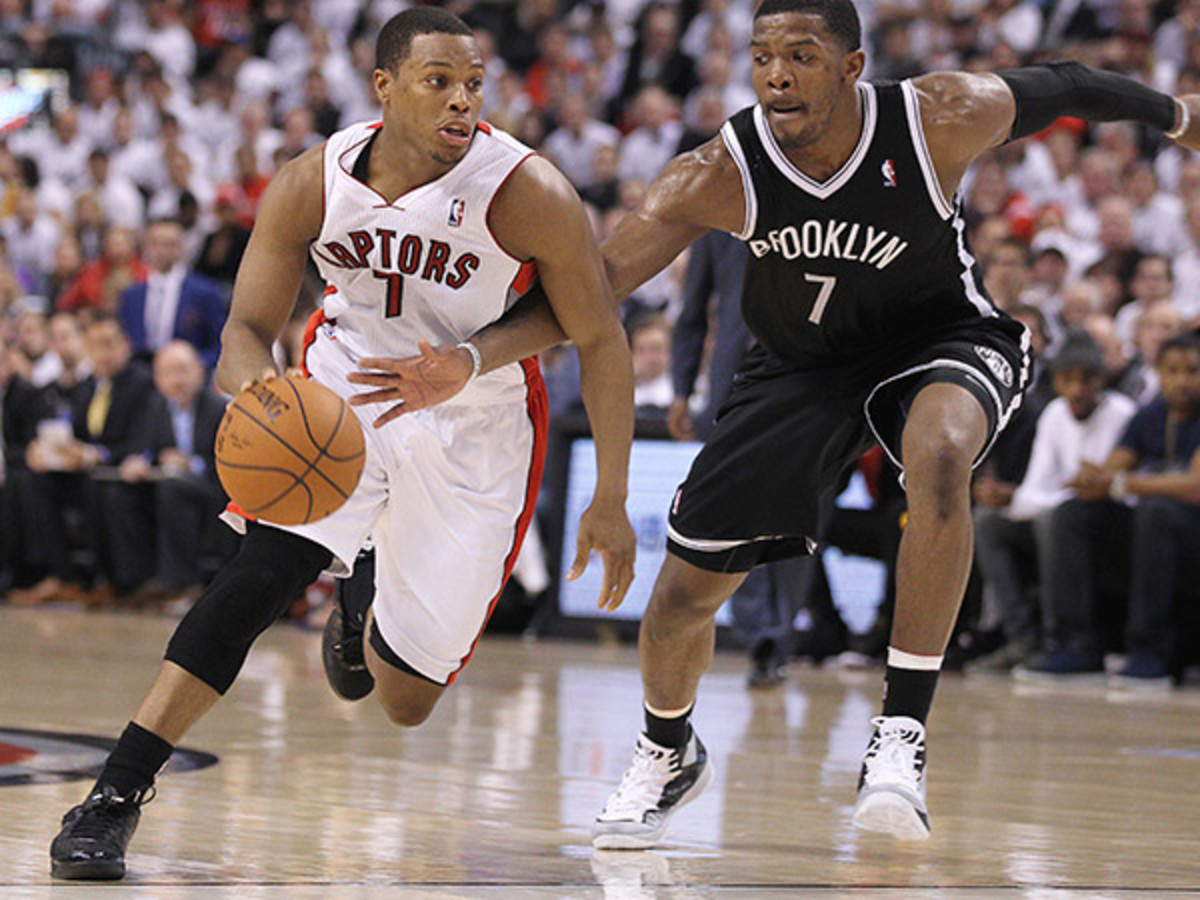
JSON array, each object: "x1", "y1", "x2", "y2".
[{"x1": 805, "y1": 273, "x2": 837, "y2": 326}]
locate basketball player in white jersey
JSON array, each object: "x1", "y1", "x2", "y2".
[
  {"x1": 49, "y1": 8, "x2": 635, "y2": 881},
  {"x1": 345, "y1": 0, "x2": 1200, "y2": 850}
]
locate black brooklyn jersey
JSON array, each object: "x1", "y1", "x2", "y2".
[{"x1": 722, "y1": 80, "x2": 1022, "y2": 365}]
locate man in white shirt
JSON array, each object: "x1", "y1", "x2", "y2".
[
  {"x1": 84, "y1": 149, "x2": 145, "y2": 231},
  {"x1": 1, "y1": 188, "x2": 61, "y2": 290},
  {"x1": 617, "y1": 85, "x2": 684, "y2": 186},
  {"x1": 970, "y1": 336, "x2": 1136, "y2": 672},
  {"x1": 542, "y1": 93, "x2": 621, "y2": 190}
]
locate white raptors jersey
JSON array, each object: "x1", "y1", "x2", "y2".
[{"x1": 311, "y1": 120, "x2": 537, "y2": 405}]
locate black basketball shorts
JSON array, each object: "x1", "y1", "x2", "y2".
[{"x1": 666, "y1": 316, "x2": 1030, "y2": 572}]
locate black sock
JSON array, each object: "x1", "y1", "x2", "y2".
[
  {"x1": 643, "y1": 703, "x2": 692, "y2": 749},
  {"x1": 94, "y1": 722, "x2": 175, "y2": 797},
  {"x1": 881, "y1": 666, "x2": 940, "y2": 725},
  {"x1": 338, "y1": 548, "x2": 376, "y2": 627}
]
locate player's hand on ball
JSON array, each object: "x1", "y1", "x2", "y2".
[
  {"x1": 238, "y1": 367, "x2": 282, "y2": 393},
  {"x1": 567, "y1": 499, "x2": 636, "y2": 612},
  {"x1": 348, "y1": 341, "x2": 474, "y2": 427}
]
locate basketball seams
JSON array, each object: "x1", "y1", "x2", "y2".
[
  {"x1": 215, "y1": 376, "x2": 366, "y2": 525},
  {"x1": 279, "y1": 376, "x2": 363, "y2": 463},
  {"x1": 223, "y1": 398, "x2": 354, "y2": 501},
  {"x1": 215, "y1": 457, "x2": 316, "y2": 517}
]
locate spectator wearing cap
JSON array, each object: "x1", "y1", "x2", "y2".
[
  {"x1": 1018, "y1": 334, "x2": 1200, "y2": 686},
  {"x1": 970, "y1": 334, "x2": 1137, "y2": 672}
]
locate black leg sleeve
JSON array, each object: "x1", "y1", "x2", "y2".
[{"x1": 165, "y1": 523, "x2": 333, "y2": 694}]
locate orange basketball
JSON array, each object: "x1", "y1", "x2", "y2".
[{"x1": 215, "y1": 376, "x2": 365, "y2": 526}]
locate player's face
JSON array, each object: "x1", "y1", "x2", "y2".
[
  {"x1": 750, "y1": 13, "x2": 864, "y2": 151},
  {"x1": 377, "y1": 33, "x2": 485, "y2": 166}
]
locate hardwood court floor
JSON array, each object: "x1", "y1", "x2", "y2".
[{"x1": 2, "y1": 605, "x2": 1199, "y2": 899}]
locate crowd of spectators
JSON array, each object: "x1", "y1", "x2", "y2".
[{"x1": 0, "y1": 0, "x2": 1198, "y2": 683}]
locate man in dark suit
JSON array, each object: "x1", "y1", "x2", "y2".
[
  {"x1": 106, "y1": 340, "x2": 229, "y2": 605},
  {"x1": 118, "y1": 219, "x2": 228, "y2": 372},
  {"x1": 11, "y1": 313, "x2": 156, "y2": 604}
]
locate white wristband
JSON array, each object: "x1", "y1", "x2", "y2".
[
  {"x1": 457, "y1": 340, "x2": 482, "y2": 384},
  {"x1": 1109, "y1": 470, "x2": 1128, "y2": 501},
  {"x1": 1167, "y1": 99, "x2": 1190, "y2": 140}
]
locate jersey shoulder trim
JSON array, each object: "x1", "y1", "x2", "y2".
[
  {"x1": 899, "y1": 80, "x2": 955, "y2": 220},
  {"x1": 720, "y1": 119, "x2": 758, "y2": 240}
]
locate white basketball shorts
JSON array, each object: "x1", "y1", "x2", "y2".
[{"x1": 223, "y1": 318, "x2": 547, "y2": 684}]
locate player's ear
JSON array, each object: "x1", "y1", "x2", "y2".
[
  {"x1": 843, "y1": 49, "x2": 865, "y2": 83},
  {"x1": 373, "y1": 68, "x2": 393, "y2": 104}
]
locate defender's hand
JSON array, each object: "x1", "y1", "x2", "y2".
[
  {"x1": 347, "y1": 341, "x2": 474, "y2": 428},
  {"x1": 567, "y1": 498, "x2": 636, "y2": 612}
]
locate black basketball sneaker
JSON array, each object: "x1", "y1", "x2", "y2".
[
  {"x1": 50, "y1": 784, "x2": 154, "y2": 880},
  {"x1": 322, "y1": 546, "x2": 376, "y2": 700}
]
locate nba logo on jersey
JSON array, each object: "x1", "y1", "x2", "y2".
[
  {"x1": 448, "y1": 197, "x2": 466, "y2": 227},
  {"x1": 881, "y1": 159, "x2": 897, "y2": 188}
]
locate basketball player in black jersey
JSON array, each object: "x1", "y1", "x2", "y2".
[{"x1": 340, "y1": 0, "x2": 1200, "y2": 846}]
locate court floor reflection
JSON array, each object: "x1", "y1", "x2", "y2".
[{"x1": 2, "y1": 605, "x2": 1199, "y2": 897}]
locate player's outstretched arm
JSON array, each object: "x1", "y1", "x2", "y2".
[
  {"x1": 492, "y1": 155, "x2": 637, "y2": 611},
  {"x1": 913, "y1": 64, "x2": 1200, "y2": 203},
  {"x1": 349, "y1": 136, "x2": 745, "y2": 421},
  {"x1": 217, "y1": 144, "x2": 324, "y2": 396}
]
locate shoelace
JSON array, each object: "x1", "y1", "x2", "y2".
[
  {"x1": 332, "y1": 608, "x2": 367, "y2": 669},
  {"x1": 69, "y1": 785, "x2": 156, "y2": 842},
  {"x1": 602, "y1": 739, "x2": 679, "y2": 818},
  {"x1": 862, "y1": 716, "x2": 924, "y2": 791}
]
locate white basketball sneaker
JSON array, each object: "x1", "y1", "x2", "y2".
[
  {"x1": 592, "y1": 731, "x2": 714, "y2": 849},
  {"x1": 852, "y1": 715, "x2": 931, "y2": 840}
]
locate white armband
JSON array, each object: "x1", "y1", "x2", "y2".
[
  {"x1": 457, "y1": 340, "x2": 482, "y2": 384},
  {"x1": 1167, "y1": 99, "x2": 1191, "y2": 140}
]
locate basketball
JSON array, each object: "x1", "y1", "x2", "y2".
[{"x1": 215, "y1": 376, "x2": 366, "y2": 526}]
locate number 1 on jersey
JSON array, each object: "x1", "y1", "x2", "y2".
[
  {"x1": 804, "y1": 273, "x2": 837, "y2": 325},
  {"x1": 375, "y1": 270, "x2": 403, "y2": 318}
]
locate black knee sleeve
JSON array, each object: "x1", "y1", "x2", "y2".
[{"x1": 165, "y1": 523, "x2": 332, "y2": 694}]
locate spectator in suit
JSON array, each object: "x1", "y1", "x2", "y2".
[
  {"x1": 9, "y1": 314, "x2": 156, "y2": 605},
  {"x1": 1019, "y1": 334, "x2": 1200, "y2": 686},
  {"x1": 614, "y1": 3, "x2": 697, "y2": 119},
  {"x1": 118, "y1": 219, "x2": 228, "y2": 372},
  {"x1": 100, "y1": 341, "x2": 229, "y2": 607}
]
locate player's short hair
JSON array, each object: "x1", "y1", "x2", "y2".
[
  {"x1": 754, "y1": 0, "x2": 862, "y2": 52},
  {"x1": 376, "y1": 8, "x2": 474, "y2": 72}
]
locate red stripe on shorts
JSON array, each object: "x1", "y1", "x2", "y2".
[
  {"x1": 299, "y1": 306, "x2": 329, "y2": 377},
  {"x1": 447, "y1": 355, "x2": 548, "y2": 683}
]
